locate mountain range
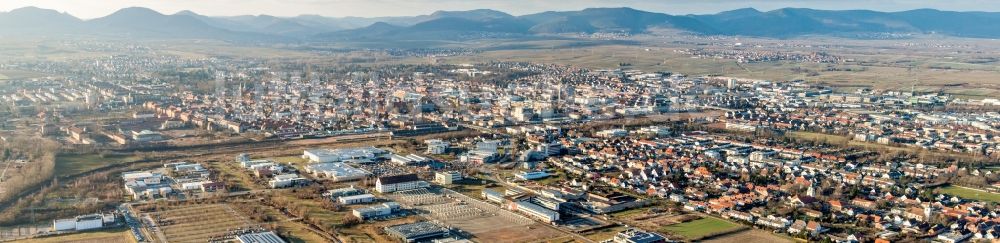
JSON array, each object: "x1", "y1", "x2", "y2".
[{"x1": 4, "y1": 6, "x2": 1000, "y2": 41}]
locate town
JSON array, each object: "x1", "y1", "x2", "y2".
[
  {"x1": 2, "y1": 2, "x2": 1000, "y2": 243},
  {"x1": 1, "y1": 46, "x2": 999, "y2": 243}
]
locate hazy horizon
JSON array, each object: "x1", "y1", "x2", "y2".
[{"x1": 2, "y1": 0, "x2": 998, "y2": 19}]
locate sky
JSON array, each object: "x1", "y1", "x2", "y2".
[{"x1": 1, "y1": 0, "x2": 998, "y2": 19}]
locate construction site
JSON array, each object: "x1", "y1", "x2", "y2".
[
  {"x1": 140, "y1": 203, "x2": 260, "y2": 243},
  {"x1": 390, "y1": 188, "x2": 563, "y2": 242}
]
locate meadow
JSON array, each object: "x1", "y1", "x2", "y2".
[
  {"x1": 936, "y1": 185, "x2": 1000, "y2": 203},
  {"x1": 661, "y1": 216, "x2": 745, "y2": 240}
]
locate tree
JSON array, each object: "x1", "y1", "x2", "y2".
[{"x1": 341, "y1": 214, "x2": 362, "y2": 227}]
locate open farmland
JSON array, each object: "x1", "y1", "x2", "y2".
[
  {"x1": 412, "y1": 38, "x2": 1000, "y2": 98},
  {"x1": 144, "y1": 204, "x2": 257, "y2": 243}
]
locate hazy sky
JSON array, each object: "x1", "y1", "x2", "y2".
[{"x1": 1, "y1": 0, "x2": 997, "y2": 19}]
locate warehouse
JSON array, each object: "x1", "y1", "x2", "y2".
[
  {"x1": 338, "y1": 194, "x2": 376, "y2": 205},
  {"x1": 236, "y1": 231, "x2": 287, "y2": 243},
  {"x1": 375, "y1": 174, "x2": 428, "y2": 193},
  {"x1": 302, "y1": 147, "x2": 389, "y2": 163},
  {"x1": 391, "y1": 153, "x2": 431, "y2": 165},
  {"x1": 481, "y1": 188, "x2": 504, "y2": 204},
  {"x1": 304, "y1": 162, "x2": 370, "y2": 181},
  {"x1": 434, "y1": 171, "x2": 462, "y2": 185},
  {"x1": 385, "y1": 221, "x2": 450, "y2": 243},
  {"x1": 52, "y1": 214, "x2": 110, "y2": 231},
  {"x1": 515, "y1": 171, "x2": 549, "y2": 180},
  {"x1": 512, "y1": 200, "x2": 560, "y2": 223},
  {"x1": 353, "y1": 202, "x2": 401, "y2": 220}
]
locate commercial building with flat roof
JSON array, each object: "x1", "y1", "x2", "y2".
[
  {"x1": 338, "y1": 193, "x2": 376, "y2": 205},
  {"x1": 236, "y1": 231, "x2": 287, "y2": 243},
  {"x1": 384, "y1": 221, "x2": 450, "y2": 243},
  {"x1": 512, "y1": 200, "x2": 560, "y2": 223},
  {"x1": 302, "y1": 147, "x2": 389, "y2": 163},
  {"x1": 375, "y1": 174, "x2": 428, "y2": 193},
  {"x1": 324, "y1": 186, "x2": 364, "y2": 199},
  {"x1": 602, "y1": 228, "x2": 670, "y2": 243},
  {"x1": 305, "y1": 162, "x2": 370, "y2": 181},
  {"x1": 353, "y1": 202, "x2": 401, "y2": 220},
  {"x1": 434, "y1": 171, "x2": 462, "y2": 185},
  {"x1": 516, "y1": 171, "x2": 549, "y2": 180}
]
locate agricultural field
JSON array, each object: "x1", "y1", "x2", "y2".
[
  {"x1": 20, "y1": 228, "x2": 135, "y2": 243},
  {"x1": 409, "y1": 38, "x2": 1000, "y2": 98},
  {"x1": 661, "y1": 216, "x2": 746, "y2": 241},
  {"x1": 936, "y1": 185, "x2": 1000, "y2": 203},
  {"x1": 54, "y1": 153, "x2": 141, "y2": 177},
  {"x1": 144, "y1": 204, "x2": 257, "y2": 243}
]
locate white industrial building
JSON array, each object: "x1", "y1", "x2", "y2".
[
  {"x1": 325, "y1": 186, "x2": 365, "y2": 199},
  {"x1": 511, "y1": 200, "x2": 560, "y2": 223},
  {"x1": 122, "y1": 170, "x2": 172, "y2": 200},
  {"x1": 236, "y1": 231, "x2": 287, "y2": 243},
  {"x1": 515, "y1": 171, "x2": 549, "y2": 180},
  {"x1": 338, "y1": 194, "x2": 376, "y2": 205},
  {"x1": 302, "y1": 147, "x2": 389, "y2": 163},
  {"x1": 482, "y1": 189, "x2": 504, "y2": 204},
  {"x1": 304, "y1": 162, "x2": 371, "y2": 181},
  {"x1": 53, "y1": 214, "x2": 113, "y2": 231},
  {"x1": 434, "y1": 171, "x2": 462, "y2": 185},
  {"x1": 425, "y1": 139, "x2": 449, "y2": 154},
  {"x1": 391, "y1": 154, "x2": 431, "y2": 165},
  {"x1": 375, "y1": 174, "x2": 428, "y2": 193},
  {"x1": 353, "y1": 202, "x2": 401, "y2": 220},
  {"x1": 268, "y1": 174, "x2": 309, "y2": 188}
]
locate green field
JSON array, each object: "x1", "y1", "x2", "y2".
[
  {"x1": 21, "y1": 228, "x2": 135, "y2": 243},
  {"x1": 662, "y1": 217, "x2": 744, "y2": 240},
  {"x1": 583, "y1": 226, "x2": 628, "y2": 241},
  {"x1": 269, "y1": 155, "x2": 309, "y2": 165},
  {"x1": 54, "y1": 153, "x2": 141, "y2": 177},
  {"x1": 936, "y1": 186, "x2": 1000, "y2": 203}
]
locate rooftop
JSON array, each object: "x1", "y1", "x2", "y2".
[
  {"x1": 385, "y1": 221, "x2": 449, "y2": 240},
  {"x1": 236, "y1": 231, "x2": 286, "y2": 243},
  {"x1": 378, "y1": 174, "x2": 420, "y2": 185}
]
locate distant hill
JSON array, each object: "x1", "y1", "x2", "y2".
[
  {"x1": 523, "y1": 7, "x2": 716, "y2": 34},
  {"x1": 0, "y1": 7, "x2": 86, "y2": 35},
  {"x1": 87, "y1": 7, "x2": 280, "y2": 40},
  {"x1": 5, "y1": 6, "x2": 1000, "y2": 41}
]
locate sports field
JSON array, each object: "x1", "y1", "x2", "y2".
[
  {"x1": 662, "y1": 216, "x2": 745, "y2": 240},
  {"x1": 937, "y1": 186, "x2": 1000, "y2": 203}
]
